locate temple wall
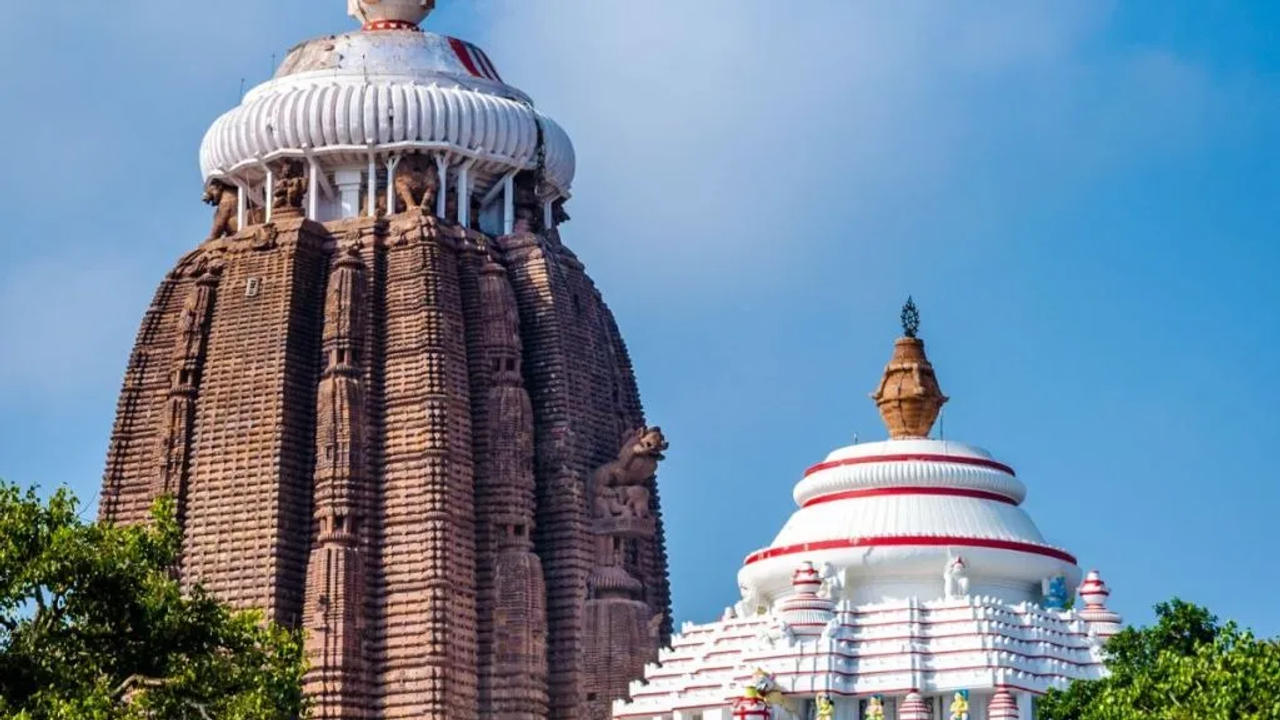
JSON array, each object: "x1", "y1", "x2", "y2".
[
  {"x1": 100, "y1": 268, "x2": 189, "y2": 524},
  {"x1": 181, "y1": 219, "x2": 327, "y2": 622},
  {"x1": 101, "y1": 214, "x2": 665, "y2": 720},
  {"x1": 372, "y1": 217, "x2": 478, "y2": 719}
]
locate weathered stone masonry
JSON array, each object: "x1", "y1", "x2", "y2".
[{"x1": 100, "y1": 212, "x2": 669, "y2": 719}]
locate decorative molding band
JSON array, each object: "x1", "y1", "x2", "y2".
[
  {"x1": 743, "y1": 535, "x2": 1077, "y2": 566},
  {"x1": 805, "y1": 453, "x2": 1016, "y2": 478},
  {"x1": 802, "y1": 485, "x2": 1019, "y2": 508}
]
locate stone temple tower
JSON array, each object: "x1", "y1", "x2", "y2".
[{"x1": 98, "y1": 2, "x2": 670, "y2": 718}]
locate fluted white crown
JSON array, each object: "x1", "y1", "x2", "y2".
[{"x1": 198, "y1": 22, "x2": 575, "y2": 201}]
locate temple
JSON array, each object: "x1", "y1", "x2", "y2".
[
  {"x1": 612, "y1": 304, "x2": 1123, "y2": 720},
  {"x1": 100, "y1": 2, "x2": 668, "y2": 718}
]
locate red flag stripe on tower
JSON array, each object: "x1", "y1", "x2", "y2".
[{"x1": 448, "y1": 37, "x2": 503, "y2": 82}]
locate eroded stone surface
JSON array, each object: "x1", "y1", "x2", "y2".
[{"x1": 100, "y1": 214, "x2": 669, "y2": 719}]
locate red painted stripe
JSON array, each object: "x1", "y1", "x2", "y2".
[
  {"x1": 472, "y1": 45, "x2": 503, "y2": 82},
  {"x1": 805, "y1": 453, "x2": 1016, "y2": 478},
  {"x1": 448, "y1": 36, "x2": 483, "y2": 77},
  {"x1": 803, "y1": 485, "x2": 1019, "y2": 508},
  {"x1": 743, "y1": 536, "x2": 1076, "y2": 565}
]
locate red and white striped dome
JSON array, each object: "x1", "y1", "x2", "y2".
[{"x1": 738, "y1": 438, "x2": 1080, "y2": 604}]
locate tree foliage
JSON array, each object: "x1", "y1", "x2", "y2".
[
  {"x1": 1039, "y1": 598, "x2": 1280, "y2": 720},
  {"x1": 0, "y1": 481, "x2": 307, "y2": 719}
]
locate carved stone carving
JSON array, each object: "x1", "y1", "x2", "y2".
[
  {"x1": 271, "y1": 159, "x2": 308, "y2": 217},
  {"x1": 591, "y1": 426, "x2": 667, "y2": 522},
  {"x1": 393, "y1": 154, "x2": 439, "y2": 215},
  {"x1": 944, "y1": 555, "x2": 970, "y2": 598},
  {"x1": 513, "y1": 173, "x2": 542, "y2": 234},
  {"x1": 251, "y1": 223, "x2": 279, "y2": 251},
  {"x1": 202, "y1": 179, "x2": 239, "y2": 240}
]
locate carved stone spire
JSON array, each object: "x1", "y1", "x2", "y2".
[{"x1": 870, "y1": 299, "x2": 948, "y2": 439}]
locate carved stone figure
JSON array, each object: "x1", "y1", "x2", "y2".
[
  {"x1": 551, "y1": 197, "x2": 571, "y2": 226},
  {"x1": 817, "y1": 561, "x2": 844, "y2": 600},
  {"x1": 591, "y1": 426, "x2": 668, "y2": 520},
  {"x1": 735, "y1": 582, "x2": 764, "y2": 618},
  {"x1": 944, "y1": 555, "x2": 971, "y2": 598},
  {"x1": 271, "y1": 160, "x2": 308, "y2": 216},
  {"x1": 513, "y1": 174, "x2": 541, "y2": 234},
  {"x1": 393, "y1": 154, "x2": 438, "y2": 214},
  {"x1": 202, "y1": 179, "x2": 239, "y2": 240}
]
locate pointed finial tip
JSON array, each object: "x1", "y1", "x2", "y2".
[{"x1": 901, "y1": 296, "x2": 920, "y2": 338}]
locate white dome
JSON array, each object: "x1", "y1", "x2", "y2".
[
  {"x1": 738, "y1": 439, "x2": 1079, "y2": 605},
  {"x1": 198, "y1": 29, "x2": 575, "y2": 196}
]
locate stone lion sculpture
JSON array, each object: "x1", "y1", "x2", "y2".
[
  {"x1": 393, "y1": 154, "x2": 438, "y2": 215},
  {"x1": 592, "y1": 426, "x2": 668, "y2": 520},
  {"x1": 203, "y1": 179, "x2": 239, "y2": 240}
]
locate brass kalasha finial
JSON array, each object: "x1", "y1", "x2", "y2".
[
  {"x1": 871, "y1": 300, "x2": 948, "y2": 439},
  {"x1": 901, "y1": 296, "x2": 920, "y2": 338}
]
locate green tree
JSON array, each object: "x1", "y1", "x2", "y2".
[
  {"x1": 0, "y1": 481, "x2": 307, "y2": 719},
  {"x1": 1039, "y1": 599, "x2": 1280, "y2": 720}
]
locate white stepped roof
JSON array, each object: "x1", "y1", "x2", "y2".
[{"x1": 614, "y1": 596, "x2": 1109, "y2": 719}]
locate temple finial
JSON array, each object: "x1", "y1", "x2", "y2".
[
  {"x1": 901, "y1": 296, "x2": 920, "y2": 338},
  {"x1": 349, "y1": 0, "x2": 434, "y2": 30},
  {"x1": 870, "y1": 301, "x2": 948, "y2": 439}
]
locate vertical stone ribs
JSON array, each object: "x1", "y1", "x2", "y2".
[
  {"x1": 303, "y1": 245, "x2": 371, "y2": 718},
  {"x1": 375, "y1": 218, "x2": 477, "y2": 719},
  {"x1": 102, "y1": 214, "x2": 668, "y2": 720},
  {"x1": 499, "y1": 230, "x2": 667, "y2": 719},
  {"x1": 181, "y1": 220, "x2": 327, "y2": 623},
  {"x1": 466, "y1": 242, "x2": 548, "y2": 719},
  {"x1": 153, "y1": 265, "x2": 220, "y2": 525},
  {"x1": 101, "y1": 269, "x2": 186, "y2": 524}
]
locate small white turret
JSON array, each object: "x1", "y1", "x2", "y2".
[
  {"x1": 1077, "y1": 570, "x2": 1123, "y2": 638},
  {"x1": 899, "y1": 691, "x2": 931, "y2": 720},
  {"x1": 774, "y1": 561, "x2": 835, "y2": 636},
  {"x1": 987, "y1": 686, "x2": 1020, "y2": 719}
]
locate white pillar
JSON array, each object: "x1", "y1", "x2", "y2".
[
  {"x1": 502, "y1": 172, "x2": 515, "y2": 235},
  {"x1": 543, "y1": 199, "x2": 553, "y2": 230},
  {"x1": 434, "y1": 155, "x2": 448, "y2": 218},
  {"x1": 457, "y1": 160, "x2": 472, "y2": 227},
  {"x1": 265, "y1": 167, "x2": 275, "y2": 223},
  {"x1": 385, "y1": 155, "x2": 401, "y2": 216},
  {"x1": 333, "y1": 169, "x2": 363, "y2": 219},
  {"x1": 1017, "y1": 692, "x2": 1032, "y2": 720},
  {"x1": 366, "y1": 154, "x2": 377, "y2": 217},
  {"x1": 236, "y1": 185, "x2": 247, "y2": 230},
  {"x1": 307, "y1": 159, "x2": 319, "y2": 220}
]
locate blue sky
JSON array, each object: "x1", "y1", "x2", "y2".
[{"x1": 1, "y1": 1, "x2": 1277, "y2": 636}]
